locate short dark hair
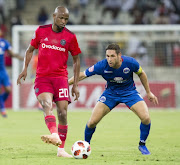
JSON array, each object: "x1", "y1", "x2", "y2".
[{"x1": 105, "y1": 43, "x2": 121, "y2": 55}]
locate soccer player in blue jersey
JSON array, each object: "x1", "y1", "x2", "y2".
[
  {"x1": 0, "y1": 29, "x2": 23, "y2": 117},
  {"x1": 69, "y1": 43, "x2": 158, "y2": 155}
]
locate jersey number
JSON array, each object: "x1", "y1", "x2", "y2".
[{"x1": 59, "y1": 88, "x2": 68, "y2": 98}]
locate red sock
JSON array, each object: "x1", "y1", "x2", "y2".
[
  {"x1": 58, "y1": 124, "x2": 68, "y2": 148},
  {"x1": 45, "y1": 115, "x2": 58, "y2": 134}
]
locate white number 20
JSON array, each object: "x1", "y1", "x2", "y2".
[{"x1": 59, "y1": 88, "x2": 68, "y2": 98}]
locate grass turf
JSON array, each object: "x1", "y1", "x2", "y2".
[{"x1": 0, "y1": 110, "x2": 180, "y2": 165}]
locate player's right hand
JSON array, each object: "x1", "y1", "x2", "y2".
[
  {"x1": 71, "y1": 85, "x2": 80, "y2": 101},
  {"x1": 17, "y1": 70, "x2": 27, "y2": 85}
]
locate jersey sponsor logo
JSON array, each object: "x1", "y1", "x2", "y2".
[
  {"x1": 111, "y1": 77, "x2": 127, "y2": 83},
  {"x1": 123, "y1": 67, "x2": 130, "y2": 74},
  {"x1": 60, "y1": 39, "x2": 66, "y2": 46},
  {"x1": 104, "y1": 70, "x2": 113, "y2": 73},
  {"x1": 41, "y1": 43, "x2": 65, "y2": 52},
  {"x1": 88, "y1": 65, "x2": 94, "y2": 72},
  {"x1": 44, "y1": 37, "x2": 48, "y2": 41},
  {"x1": 99, "y1": 96, "x2": 106, "y2": 102},
  {"x1": 114, "y1": 77, "x2": 123, "y2": 81}
]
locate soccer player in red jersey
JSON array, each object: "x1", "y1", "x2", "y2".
[{"x1": 17, "y1": 6, "x2": 81, "y2": 157}]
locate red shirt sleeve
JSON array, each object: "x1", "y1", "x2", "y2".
[
  {"x1": 69, "y1": 34, "x2": 81, "y2": 56},
  {"x1": 30, "y1": 27, "x2": 40, "y2": 49}
]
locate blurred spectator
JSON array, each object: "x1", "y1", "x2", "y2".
[
  {"x1": 79, "y1": 0, "x2": 89, "y2": 8},
  {"x1": 16, "y1": 0, "x2": 25, "y2": 10},
  {"x1": 169, "y1": 9, "x2": 180, "y2": 24},
  {"x1": 136, "y1": 0, "x2": 158, "y2": 12},
  {"x1": 170, "y1": 0, "x2": 180, "y2": 15},
  {"x1": 154, "y1": 13, "x2": 169, "y2": 24},
  {"x1": 10, "y1": 10, "x2": 23, "y2": 34},
  {"x1": 95, "y1": 0, "x2": 105, "y2": 9},
  {"x1": 153, "y1": 2, "x2": 169, "y2": 24},
  {"x1": 37, "y1": 7, "x2": 49, "y2": 25},
  {"x1": 102, "y1": 0, "x2": 121, "y2": 22},
  {"x1": 0, "y1": 21, "x2": 7, "y2": 38},
  {"x1": 132, "y1": 10, "x2": 145, "y2": 24},
  {"x1": 121, "y1": 0, "x2": 136, "y2": 12},
  {"x1": 79, "y1": 13, "x2": 89, "y2": 25},
  {"x1": 68, "y1": 0, "x2": 79, "y2": 16}
]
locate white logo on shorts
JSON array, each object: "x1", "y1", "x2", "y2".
[
  {"x1": 99, "y1": 96, "x2": 106, "y2": 102},
  {"x1": 88, "y1": 65, "x2": 94, "y2": 72}
]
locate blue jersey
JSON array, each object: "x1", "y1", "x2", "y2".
[
  {"x1": 0, "y1": 38, "x2": 11, "y2": 87},
  {"x1": 0, "y1": 38, "x2": 11, "y2": 71},
  {"x1": 85, "y1": 55, "x2": 142, "y2": 96}
]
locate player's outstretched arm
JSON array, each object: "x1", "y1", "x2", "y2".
[
  {"x1": 17, "y1": 45, "x2": 35, "y2": 85},
  {"x1": 68, "y1": 72, "x2": 87, "y2": 85},
  {"x1": 138, "y1": 70, "x2": 158, "y2": 105},
  {"x1": 7, "y1": 49, "x2": 24, "y2": 61},
  {"x1": 69, "y1": 71, "x2": 87, "y2": 101}
]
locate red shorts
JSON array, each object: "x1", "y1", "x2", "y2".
[{"x1": 34, "y1": 77, "x2": 71, "y2": 103}]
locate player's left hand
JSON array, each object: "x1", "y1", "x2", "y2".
[
  {"x1": 147, "y1": 92, "x2": 158, "y2": 105},
  {"x1": 71, "y1": 85, "x2": 80, "y2": 101}
]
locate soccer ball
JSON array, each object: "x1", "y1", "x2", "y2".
[{"x1": 71, "y1": 140, "x2": 91, "y2": 159}]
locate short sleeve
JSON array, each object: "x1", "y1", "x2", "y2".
[
  {"x1": 69, "y1": 34, "x2": 81, "y2": 56},
  {"x1": 85, "y1": 60, "x2": 104, "y2": 77},
  {"x1": 131, "y1": 58, "x2": 142, "y2": 75},
  {"x1": 30, "y1": 27, "x2": 40, "y2": 49}
]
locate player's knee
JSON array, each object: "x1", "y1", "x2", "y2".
[
  {"x1": 88, "y1": 120, "x2": 97, "y2": 128},
  {"x1": 141, "y1": 116, "x2": 151, "y2": 125},
  {"x1": 40, "y1": 100, "x2": 52, "y2": 110}
]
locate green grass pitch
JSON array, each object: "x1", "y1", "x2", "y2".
[{"x1": 0, "y1": 109, "x2": 180, "y2": 165}]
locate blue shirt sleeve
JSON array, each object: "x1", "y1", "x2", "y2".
[
  {"x1": 131, "y1": 57, "x2": 140, "y2": 73},
  {"x1": 85, "y1": 60, "x2": 104, "y2": 77}
]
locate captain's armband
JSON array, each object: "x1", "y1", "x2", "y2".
[{"x1": 135, "y1": 66, "x2": 142, "y2": 75}]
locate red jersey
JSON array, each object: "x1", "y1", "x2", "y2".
[{"x1": 30, "y1": 24, "x2": 81, "y2": 78}]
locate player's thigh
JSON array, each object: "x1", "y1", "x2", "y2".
[
  {"x1": 89, "y1": 101, "x2": 110, "y2": 125},
  {"x1": 130, "y1": 101, "x2": 150, "y2": 124}
]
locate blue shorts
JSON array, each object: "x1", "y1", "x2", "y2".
[
  {"x1": 0, "y1": 70, "x2": 11, "y2": 88},
  {"x1": 98, "y1": 89, "x2": 144, "y2": 110}
]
